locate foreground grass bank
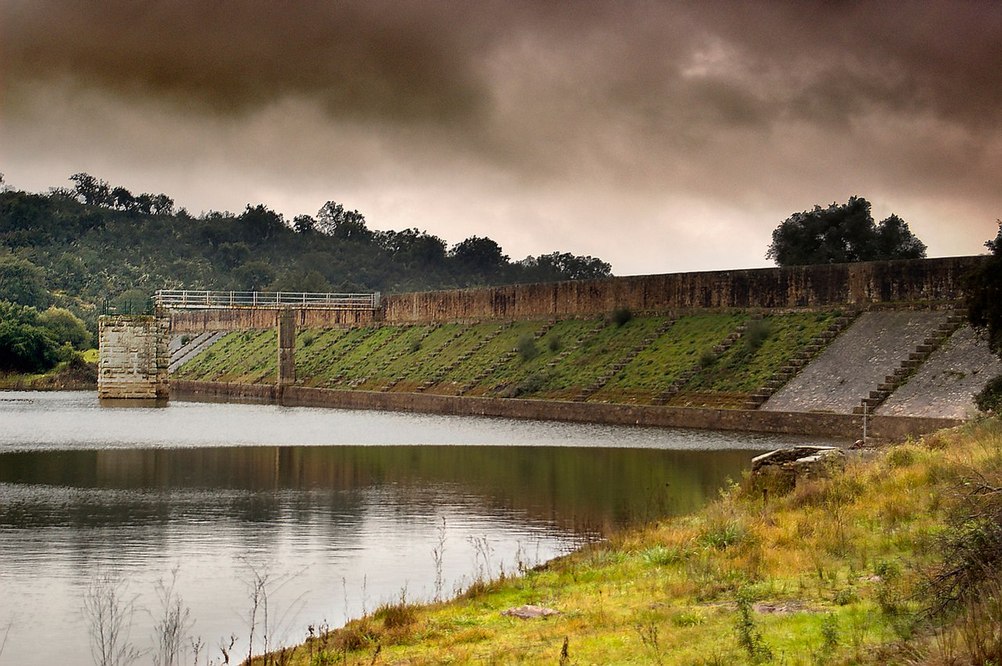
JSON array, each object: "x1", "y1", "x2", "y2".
[{"x1": 260, "y1": 419, "x2": 1002, "y2": 665}]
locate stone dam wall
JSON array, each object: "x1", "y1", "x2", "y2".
[
  {"x1": 165, "y1": 255, "x2": 997, "y2": 436},
  {"x1": 168, "y1": 256, "x2": 986, "y2": 332},
  {"x1": 170, "y1": 307, "x2": 374, "y2": 333},
  {"x1": 380, "y1": 256, "x2": 983, "y2": 324}
]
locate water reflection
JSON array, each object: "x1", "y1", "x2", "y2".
[
  {"x1": 0, "y1": 392, "x2": 819, "y2": 665},
  {"x1": 0, "y1": 445, "x2": 754, "y2": 533}
]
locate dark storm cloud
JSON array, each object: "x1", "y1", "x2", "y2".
[
  {"x1": 1, "y1": 0, "x2": 999, "y2": 272},
  {"x1": 1, "y1": 0, "x2": 488, "y2": 122},
  {"x1": 5, "y1": 1, "x2": 999, "y2": 131}
]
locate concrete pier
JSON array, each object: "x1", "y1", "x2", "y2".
[
  {"x1": 98, "y1": 315, "x2": 169, "y2": 399},
  {"x1": 277, "y1": 309, "x2": 296, "y2": 387}
]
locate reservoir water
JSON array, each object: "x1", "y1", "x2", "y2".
[{"x1": 0, "y1": 391, "x2": 825, "y2": 664}]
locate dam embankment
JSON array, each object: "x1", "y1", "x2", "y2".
[{"x1": 168, "y1": 256, "x2": 999, "y2": 438}]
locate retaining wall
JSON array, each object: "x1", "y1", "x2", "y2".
[
  {"x1": 380, "y1": 256, "x2": 983, "y2": 323},
  {"x1": 168, "y1": 256, "x2": 985, "y2": 333},
  {"x1": 171, "y1": 381, "x2": 961, "y2": 441},
  {"x1": 170, "y1": 307, "x2": 375, "y2": 333}
]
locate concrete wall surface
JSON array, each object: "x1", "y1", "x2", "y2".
[
  {"x1": 879, "y1": 326, "x2": 1002, "y2": 419},
  {"x1": 166, "y1": 256, "x2": 985, "y2": 334},
  {"x1": 99, "y1": 315, "x2": 169, "y2": 399}
]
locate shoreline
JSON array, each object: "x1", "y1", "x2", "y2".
[{"x1": 171, "y1": 379, "x2": 963, "y2": 441}]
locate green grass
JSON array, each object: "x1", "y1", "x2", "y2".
[
  {"x1": 528, "y1": 316, "x2": 670, "y2": 400},
  {"x1": 595, "y1": 313, "x2": 748, "y2": 403},
  {"x1": 382, "y1": 323, "x2": 473, "y2": 389},
  {"x1": 673, "y1": 311, "x2": 839, "y2": 408},
  {"x1": 174, "y1": 330, "x2": 277, "y2": 382},
  {"x1": 174, "y1": 309, "x2": 850, "y2": 405},
  {"x1": 295, "y1": 328, "x2": 353, "y2": 383},
  {"x1": 439, "y1": 320, "x2": 550, "y2": 395},
  {"x1": 301, "y1": 326, "x2": 384, "y2": 385},
  {"x1": 474, "y1": 318, "x2": 604, "y2": 397},
  {"x1": 686, "y1": 311, "x2": 838, "y2": 394}
]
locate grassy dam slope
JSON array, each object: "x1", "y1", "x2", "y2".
[{"x1": 172, "y1": 307, "x2": 999, "y2": 423}]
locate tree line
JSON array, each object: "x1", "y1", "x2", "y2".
[{"x1": 0, "y1": 172, "x2": 611, "y2": 373}]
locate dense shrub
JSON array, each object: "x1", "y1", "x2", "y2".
[
  {"x1": 974, "y1": 374, "x2": 1002, "y2": 414},
  {"x1": 0, "y1": 321, "x2": 60, "y2": 372},
  {"x1": 744, "y1": 319, "x2": 770, "y2": 352},
  {"x1": 37, "y1": 307, "x2": 91, "y2": 349},
  {"x1": 516, "y1": 334, "x2": 538, "y2": 361},
  {"x1": 611, "y1": 307, "x2": 633, "y2": 327},
  {"x1": 0, "y1": 300, "x2": 61, "y2": 373}
]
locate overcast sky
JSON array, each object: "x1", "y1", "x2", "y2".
[{"x1": 1, "y1": 1, "x2": 999, "y2": 275}]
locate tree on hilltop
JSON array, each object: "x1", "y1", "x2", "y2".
[
  {"x1": 317, "y1": 201, "x2": 371, "y2": 241},
  {"x1": 0, "y1": 255, "x2": 51, "y2": 308},
  {"x1": 450, "y1": 236, "x2": 508, "y2": 282},
  {"x1": 766, "y1": 196, "x2": 927, "y2": 266},
  {"x1": 519, "y1": 252, "x2": 612, "y2": 282}
]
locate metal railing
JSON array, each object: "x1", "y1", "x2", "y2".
[{"x1": 154, "y1": 290, "x2": 380, "y2": 310}]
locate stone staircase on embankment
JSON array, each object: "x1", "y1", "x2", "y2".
[
  {"x1": 346, "y1": 326, "x2": 413, "y2": 389},
  {"x1": 294, "y1": 330, "x2": 339, "y2": 375},
  {"x1": 545, "y1": 319, "x2": 607, "y2": 372},
  {"x1": 760, "y1": 309, "x2": 959, "y2": 415},
  {"x1": 852, "y1": 308, "x2": 968, "y2": 415},
  {"x1": 168, "y1": 332, "x2": 227, "y2": 373},
  {"x1": 573, "y1": 317, "x2": 678, "y2": 402},
  {"x1": 456, "y1": 320, "x2": 557, "y2": 396},
  {"x1": 877, "y1": 324, "x2": 1002, "y2": 419},
  {"x1": 348, "y1": 322, "x2": 422, "y2": 390},
  {"x1": 650, "y1": 321, "x2": 749, "y2": 406},
  {"x1": 742, "y1": 312, "x2": 859, "y2": 410}
]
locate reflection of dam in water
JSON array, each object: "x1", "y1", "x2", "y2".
[{"x1": 0, "y1": 444, "x2": 760, "y2": 533}]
